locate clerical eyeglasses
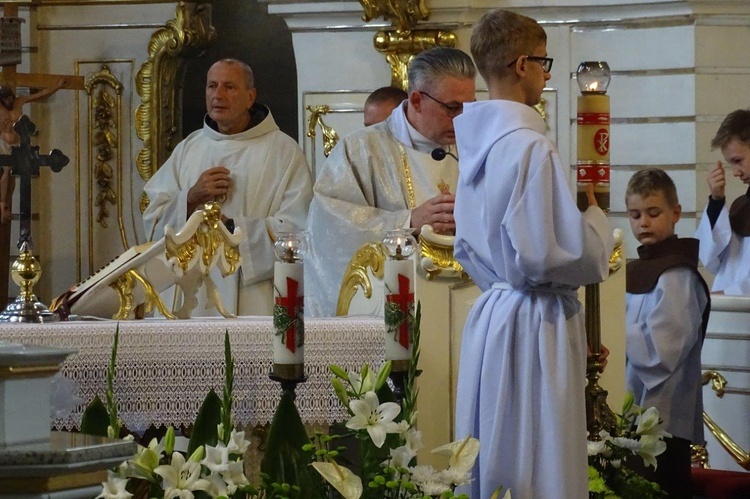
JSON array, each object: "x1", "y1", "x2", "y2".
[
  {"x1": 507, "y1": 55, "x2": 554, "y2": 73},
  {"x1": 419, "y1": 91, "x2": 464, "y2": 117}
]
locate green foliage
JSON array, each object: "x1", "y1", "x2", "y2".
[
  {"x1": 80, "y1": 395, "x2": 109, "y2": 437},
  {"x1": 261, "y1": 390, "x2": 322, "y2": 498},
  {"x1": 187, "y1": 388, "x2": 222, "y2": 456}
]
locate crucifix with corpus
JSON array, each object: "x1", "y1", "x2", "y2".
[{"x1": 0, "y1": 2, "x2": 83, "y2": 306}]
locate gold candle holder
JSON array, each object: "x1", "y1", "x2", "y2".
[{"x1": 0, "y1": 242, "x2": 58, "y2": 323}]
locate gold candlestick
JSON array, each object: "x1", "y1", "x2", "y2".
[{"x1": 576, "y1": 61, "x2": 616, "y2": 437}]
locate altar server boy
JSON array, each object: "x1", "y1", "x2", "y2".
[
  {"x1": 452, "y1": 9, "x2": 614, "y2": 498},
  {"x1": 625, "y1": 168, "x2": 710, "y2": 498}
]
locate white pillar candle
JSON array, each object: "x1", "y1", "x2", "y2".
[
  {"x1": 273, "y1": 260, "x2": 304, "y2": 366},
  {"x1": 384, "y1": 258, "x2": 414, "y2": 361}
]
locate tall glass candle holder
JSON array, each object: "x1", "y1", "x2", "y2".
[
  {"x1": 576, "y1": 61, "x2": 611, "y2": 212},
  {"x1": 382, "y1": 229, "x2": 417, "y2": 374},
  {"x1": 272, "y1": 231, "x2": 308, "y2": 382}
]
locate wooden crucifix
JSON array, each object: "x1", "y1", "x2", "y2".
[{"x1": 0, "y1": 114, "x2": 68, "y2": 250}]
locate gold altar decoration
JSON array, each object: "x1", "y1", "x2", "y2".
[
  {"x1": 110, "y1": 268, "x2": 176, "y2": 320},
  {"x1": 135, "y1": 0, "x2": 216, "y2": 185},
  {"x1": 585, "y1": 228, "x2": 623, "y2": 438},
  {"x1": 0, "y1": 242, "x2": 57, "y2": 323},
  {"x1": 165, "y1": 202, "x2": 240, "y2": 277},
  {"x1": 85, "y1": 65, "x2": 123, "y2": 239},
  {"x1": 358, "y1": 0, "x2": 456, "y2": 89},
  {"x1": 418, "y1": 225, "x2": 464, "y2": 280},
  {"x1": 336, "y1": 242, "x2": 386, "y2": 316},
  {"x1": 306, "y1": 105, "x2": 339, "y2": 157},
  {"x1": 696, "y1": 370, "x2": 750, "y2": 469}
]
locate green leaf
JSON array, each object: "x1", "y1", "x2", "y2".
[
  {"x1": 80, "y1": 395, "x2": 110, "y2": 437},
  {"x1": 261, "y1": 390, "x2": 323, "y2": 498},
  {"x1": 187, "y1": 389, "x2": 222, "y2": 455}
]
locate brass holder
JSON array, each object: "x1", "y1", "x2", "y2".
[
  {"x1": 584, "y1": 282, "x2": 615, "y2": 437},
  {"x1": 0, "y1": 242, "x2": 59, "y2": 323},
  {"x1": 269, "y1": 369, "x2": 307, "y2": 398}
]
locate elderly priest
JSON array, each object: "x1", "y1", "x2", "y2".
[{"x1": 142, "y1": 59, "x2": 313, "y2": 317}]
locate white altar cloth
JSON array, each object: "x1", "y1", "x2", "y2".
[{"x1": 0, "y1": 317, "x2": 384, "y2": 432}]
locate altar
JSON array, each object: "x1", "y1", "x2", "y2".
[{"x1": 0, "y1": 317, "x2": 385, "y2": 432}]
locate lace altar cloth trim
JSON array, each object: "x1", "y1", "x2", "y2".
[{"x1": 0, "y1": 317, "x2": 385, "y2": 431}]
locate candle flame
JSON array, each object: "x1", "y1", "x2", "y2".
[{"x1": 587, "y1": 81, "x2": 599, "y2": 92}]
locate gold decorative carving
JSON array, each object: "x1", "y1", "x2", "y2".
[
  {"x1": 306, "y1": 105, "x2": 339, "y2": 157},
  {"x1": 359, "y1": 0, "x2": 428, "y2": 31},
  {"x1": 700, "y1": 370, "x2": 750, "y2": 470},
  {"x1": 336, "y1": 242, "x2": 386, "y2": 316},
  {"x1": 109, "y1": 268, "x2": 176, "y2": 320},
  {"x1": 374, "y1": 30, "x2": 456, "y2": 90},
  {"x1": 165, "y1": 201, "x2": 240, "y2": 277},
  {"x1": 358, "y1": 0, "x2": 456, "y2": 90},
  {"x1": 85, "y1": 65, "x2": 123, "y2": 236},
  {"x1": 135, "y1": 0, "x2": 216, "y2": 184},
  {"x1": 418, "y1": 227, "x2": 464, "y2": 280},
  {"x1": 534, "y1": 97, "x2": 549, "y2": 130}
]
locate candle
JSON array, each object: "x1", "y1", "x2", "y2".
[
  {"x1": 272, "y1": 232, "x2": 307, "y2": 380},
  {"x1": 384, "y1": 257, "x2": 414, "y2": 362},
  {"x1": 576, "y1": 61, "x2": 611, "y2": 212}
]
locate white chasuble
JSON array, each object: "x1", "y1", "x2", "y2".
[
  {"x1": 305, "y1": 102, "x2": 457, "y2": 317},
  {"x1": 142, "y1": 106, "x2": 313, "y2": 316},
  {"x1": 453, "y1": 100, "x2": 613, "y2": 499}
]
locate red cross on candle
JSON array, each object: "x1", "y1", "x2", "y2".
[
  {"x1": 386, "y1": 273, "x2": 414, "y2": 348},
  {"x1": 275, "y1": 277, "x2": 303, "y2": 352}
]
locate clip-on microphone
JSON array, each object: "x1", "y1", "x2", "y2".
[{"x1": 431, "y1": 147, "x2": 459, "y2": 161}]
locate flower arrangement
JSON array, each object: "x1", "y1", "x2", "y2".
[
  {"x1": 89, "y1": 306, "x2": 495, "y2": 499},
  {"x1": 587, "y1": 393, "x2": 668, "y2": 499}
]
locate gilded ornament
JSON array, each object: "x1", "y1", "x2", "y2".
[
  {"x1": 418, "y1": 225, "x2": 464, "y2": 280},
  {"x1": 336, "y1": 242, "x2": 386, "y2": 316},
  {"x1": 135, "y1": 1, "x2": 216, "y2": 183},
  {"x1": 359, "y1": 0, "x2": 429, "y2": 32},
  {"x1": 110, "y1": 269, "x2": 176, "y2": 320},
  {"x1": 85, "y1": 65, "x2": 123, "y2": 233},
  {"x1": 306, "y1": 105, "x2": 339, "y2": 157},
  {"x1": 700, "y1": 370, "x2": 750, "y2": 469}
]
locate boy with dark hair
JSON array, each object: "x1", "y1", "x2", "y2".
[
  {"x1": 453, "y1": 9, "x2": 613, "y2": 498},
  {"x1": 695, "y1": 109, "x2": 750, "y2": 294},
  {"x1": 626, "y1": 168, "x2": 709, "y2": 498}
]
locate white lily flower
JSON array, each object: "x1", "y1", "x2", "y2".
[
  {"x1": 346, "y1": 391, "x2": 400, "y2": 448},
  {"x1": 635, "y1": 407, "x2": 671, "y2": 439},
  {"x1": 312, "y1": 461, "x2": 363, "y2": 499},
  {"x1": 226, "y1": 429, "x2": 251, "y2": 455},
  {"x1": 201, "y1": 444, "x2": 230, "y2": 474},
  {"x1": 154, "y1": 452, "x2": 211, "y2": 499},
  {"x1": 432, "y1": 435, "x2": 480, "y2": 474},
  {"x1": 129, "y1": 438, "x2": 162, "y2": 481},
  {"x1": 96, "y1": 476, "x2": 132, "y2": 499},
  {"x1": 612, "y1": 434, "x2": 667, "y2": 469},
  {"x1": 405, "y1": 427, "x2": 424, "y2": 453},
  {"x1": 204, "y1": 473, "x2": 230, "y2": 498},
  {"x1": 384, "y1": 444, "x2": 417, "y2": 469},
  {"x1": 221, "y1": 460, "x2": 249, "y2": 489}
]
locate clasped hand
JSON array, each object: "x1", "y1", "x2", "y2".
[
  {"x1": 187, "y1": 166, "x2": 232, "y2": 215},
  {"x1": 410, "y1": 193, "x2": 455, "y2": 235}
]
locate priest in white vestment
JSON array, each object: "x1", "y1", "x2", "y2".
[
  {"x1": 142, "y1": 59, "x2": 313, "y2": 316},
  {"x1": 305, "y1": 47, "x2": 477, "y2": 316},
  {"x1": 453, "y1": 11, "x2": 613, "y2": 498}
]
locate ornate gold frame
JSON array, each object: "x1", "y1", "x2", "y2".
[
  {"x1": 358, "y1": 0, "x2": 456, "y2": 89},
  {"x1": 134, "y1": 0, "x2": 215, "y2": 189}
]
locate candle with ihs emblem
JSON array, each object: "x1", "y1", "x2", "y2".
[{"x1": 576, "y1": 61, "x2": 612, "y2": 212}]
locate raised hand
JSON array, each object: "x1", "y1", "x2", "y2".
[
  {"x1": 187, "y1": 166, "x2": 232, "y2": 215},
  {"x1": 410, "y1": 193, "x2": 455, "y2": 235},
  {"x1": 707, "y1": 161, "x2": 726, "y2": 201}
]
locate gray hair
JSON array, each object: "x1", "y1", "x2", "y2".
[
  {"x1": 214, "y1": 58, "x2": 255, "y2": 89},
  {"x1": 407, "y1": 47, "x2": 476, "y2": 93}
]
